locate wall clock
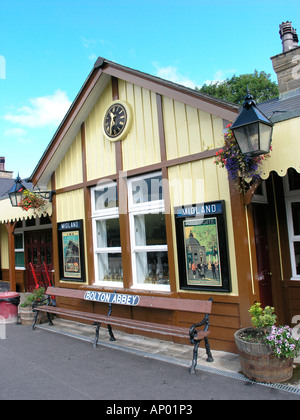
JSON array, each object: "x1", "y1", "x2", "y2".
[{"x1": 102, "y1": 100, "x2": 132, "y2": 141}]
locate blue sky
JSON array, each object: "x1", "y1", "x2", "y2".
[{"x1": 1, "y1": 0, "x2": 300, "y2": 179}]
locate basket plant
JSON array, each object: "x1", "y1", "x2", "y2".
[
  {"x1": 18, "y1": 190, "x2": 46, "y2": 212},
  {"x1": 234, "y1": 303, "x2": 300, "y2": 383},
  {"x1": 214, "y1": 124, "x2": 271, "y2": 192}
]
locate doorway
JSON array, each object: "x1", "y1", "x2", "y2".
[
  {"x1": 252, "y1": 204, "x2": 273, "y2": 308},
  {"x1": 25, "y1": 230, "x2": 53, "y2": 291}
]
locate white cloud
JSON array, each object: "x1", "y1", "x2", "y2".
[
  {"x1": 3, "y1": 127, "x2": 32, "y2": 145},
  {"x1": 4, "y1": 128, "x2": 27, "y2": 137},
  {"x1": 4, "y1": 90, "x2": 71, "y2": 128},
  {"x1": 201, "y1": 69, "x2": 236, "y2": 87},
  {"x1": 154, "y1": 64, "x2": 196, "y2": 89}
]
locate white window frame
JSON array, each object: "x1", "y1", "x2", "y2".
[
  {"x1": 285, "y1": 197, "x2": 300, "y2": 280},
  {"x1": 128, "y1": 172, "x2": 170, "y2": 292},
  {"x1": 284, "y1": 170, "x2": 300, "y2": 280},
  {"x1": 91, "y1": 183, "x2": 123, "y2": 288},
  {"x1": 14, "y1": 232, "x2": 25, "y2": 269}
]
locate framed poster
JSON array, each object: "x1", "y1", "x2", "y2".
[
  {"x1": 175, "y1": 201, "x2": 231, "y2": 292},
  {"x1": 57, "y1": 220, "x2": 86, "y2": 282}
]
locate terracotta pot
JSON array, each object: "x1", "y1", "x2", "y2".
[{"x1": 234, "y1": 327, "x2": 294, "y2": 383}]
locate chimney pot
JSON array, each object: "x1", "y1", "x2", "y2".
[{"x1": 279, "y1": 21, "x2": 299, "y2": 52}]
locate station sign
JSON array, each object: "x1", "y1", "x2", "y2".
[{"x1": 84, "y1": 291, "x2": 140, "y2": 306}]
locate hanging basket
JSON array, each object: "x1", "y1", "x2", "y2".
[{"x1": 18, "y1": 190, "x2": 46, "y2": 212}]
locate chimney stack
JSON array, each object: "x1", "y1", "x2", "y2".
[
  {"x1": 0, "y1": 157, "x2": 13, "y2": 178},
  {"x1": 279, "y1": 21, "x2": 299, "y2": 52},
  {"x1": 271, "y1": 21, "x2": 300, "y2": 99},
  {"x1": 0, "y1": 157, "x2": 5, "y2": 171}
]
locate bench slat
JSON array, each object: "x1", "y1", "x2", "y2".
[
  {"x1": 45, "y1": 287, "x2": 212, "y2": 314},
  {"x1": 35, "y1": 305, "x2": 209, "y2": 339}
]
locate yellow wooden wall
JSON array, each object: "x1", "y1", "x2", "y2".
[
  {"x1": 85, "y1": 81, "x2": 116, "y2": 181},
  {"x1": 53, "y1": 78, "x2": 238, "y2": 294},
  {"x1": 55, "y1": 131, "x2": 83, "y2": 190},
  {"x1": 161, "y1": 96, "x2": 238, "y2": 295},
  {"x1": 0, "y1": 224, "x2": 9, "y2": 269},
  {"x1": 261, "y1": 116, "x2": 300, "y2": 178},
  {"x1": 56, "y1": 189, "x2": 88, "y2": 284},
  {"x1": 118, "y1": 80, "x2": 161, "y2": 171}
]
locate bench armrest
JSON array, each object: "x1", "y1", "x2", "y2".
[
  {"x1": 189, "y1": 313, "x2": 210, "y2": 343},
  {"x1": 32, "y1": 294, "x2": 54, "y2": 309}
]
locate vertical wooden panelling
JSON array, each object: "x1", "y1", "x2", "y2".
[
  {"x1": 261, "y1": 116, "x2": 300, "y2": 179},
  {"x1": 56, "y1": 189, "x2": 88, "y2": 284},
  {"x1": 118, "y1": 80, "x2": 160, "y2": 171},
  {"x1": 56, "y1": 189, "x2": 85, "y2": 223},
  {"x1": 85, "y1": 82, "x2": 116, "y2": 181},
  {"x1": 0, "y1": 224, "x2": 9, "y2": 269},
  {"x1": 163, "y1": 97, "x2": 224, "y2": 160},
  {"x1": 55, "y1": 131, "x2": 83, "y2": 189},
  {"x1": 168, "y1": 160, "x2": 239, "y2": 296}
]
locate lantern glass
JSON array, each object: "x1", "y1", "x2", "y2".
[
  {"x1": 233, "y1": 122, "x2": 259, "y2": 155},
  {"x1": 259, "y1": 123, "x2": 273, "y2": 154},
  {"x1": 8, "y1": 176, "x2": 26, "y2": 207},
  {"x1": 9, "y1": 191, "x2": 24, "y2": 207},
  {"x1": 231, "y1": 90, "x2": 273, "y2": 157}
]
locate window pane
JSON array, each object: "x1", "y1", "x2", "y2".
[
  {"x1": 96, "y1": 219, "x2": 121, "y2": 248},
  {"x1": 97, "y1": 253, "x2": 123, "y2": 282},
  {"x1": 136, "y1": 251, "x2": 169, "y2": 285},
  {"x1": 33, "y1": 248, "x2": 38, "y2": 264},
  {"x1": 15, "y1": 233, "x2": 23, "y2": 249},
  {"x1": 46, "y1": 247, "x2": 52, "y2": 264},
  {"x1": 15, "y1": 252, "x2": 24, "y2": 267},
  {"x1": 40, "y1": 247, "x2": 45, "y2": 263},
  {"x1": 94, "y1": 185, "x2": 118, "y2": 211},
  {"x1": 294, "y1": 242, "x2": 300, "y2": 275},
  {"x1": 131, "y1": 175, "x2": 163, "y2": 204},
  {"x1": 134, "y1": 214, "x2": 167, "y2": 246},
  {"x1": 292, "y1": 202, "x2": 300, "y2": 235},
  {"x1": 288, "y1": 168, "x2": 300, "y2": 191}
]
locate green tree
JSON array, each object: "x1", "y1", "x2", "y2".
[{"x1": 197, "y1": 70, "x2": 279, "y2": 105}]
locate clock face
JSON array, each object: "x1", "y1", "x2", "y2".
[{"x1": 103, "y1": 102, "x2": 128, "y2": 140}]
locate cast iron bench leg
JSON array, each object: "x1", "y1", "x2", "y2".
[
  {"x1": 107, "y1": 324, "x2": 116, "y2": 341},
  {"x1": 46, "y1": 312, "x2": 53, "y2": 326},
  {"x1": 31, "y1": 310, "x2": 39, "y2": 330},
  {"x1": 205, "y1": 337, "x2": 214, "y2": 362},
  {"x1": 189, "y1": 341, "x2": 200, "y2": 374},
  {"x1": 93, "y1": 322, "x2": 101, "y2": 348}
]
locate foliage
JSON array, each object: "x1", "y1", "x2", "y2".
[
  {"x1": 20, "y1": 287, "x2": 46, "y2": 308},
  {"x1": 266, "y1": 325, "x2": 300, "y2": 359},
  {"x1": 249, "y1": 302, "x2": 277, "y2": 333},
  {"x1": 18, "y1": 190, "x2": 46, "y2": 212},
  {"x1": 197, "y1": 70, "x2": 279, "y2": 105},
  {"x1": 214, "y1": 124, "x2": 271, "y2": 191},
  {"x1": 239, "y1": 303, "x2": 300, "y2": 359}
]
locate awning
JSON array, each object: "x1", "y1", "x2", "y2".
[
  {"x1": 0, "y1": 198, "x2": 52, "y2": 223},
  {"x1": 260, "y1": 115, "x2": 300, "y2": 179}
]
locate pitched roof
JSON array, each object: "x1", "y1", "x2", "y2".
[
  {"x1": 29, "y1": 57, "x2": 239, "y2": 187},
  {"x1": 0, "y1": 177, "x2": 32, "y2": 201},
  {"x1": 258, "y1": 93, "x2": 300, "y2": 122}
]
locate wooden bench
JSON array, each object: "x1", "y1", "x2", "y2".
[{"x1": 32, "y1": 286, "x2": 213, "y2": 374}]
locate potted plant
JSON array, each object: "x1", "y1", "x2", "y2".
[
  {"x1": 19, "y1": 287, "x2": 48, "y2": 325},
  {"x1": 214, "y1": 124, "x2": 271, "y2": 192},
  {"x1": 234, "y1": 303, "x2": 300, "y2": 383}
]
